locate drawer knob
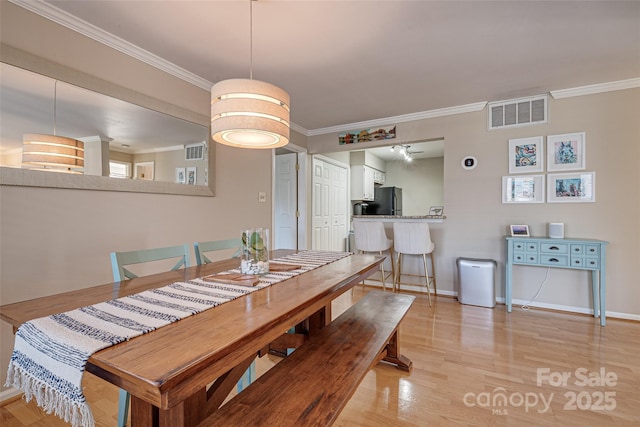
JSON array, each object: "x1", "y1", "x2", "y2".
[
  {"x1": 549, "y1": 258, "x2": 559, "y2": 262},
  {"x1": 549, "y1": 246, "x2": 559, "y2": 250}
]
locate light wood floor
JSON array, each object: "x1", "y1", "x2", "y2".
[{"x1": 2, "y1": 288, "x2": 639, "y2": 426}]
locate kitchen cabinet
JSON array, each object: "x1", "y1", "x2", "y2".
[
  {"x1": 373, "y1": 169, "x2": 385, "y2": 184},
  {"x1": 351, "y1": 165, "x2": 376, "y2": 201}
]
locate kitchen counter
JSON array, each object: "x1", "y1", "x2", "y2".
[{"x1": 352, "y1": 215, "x2": 445, "y2": 223}]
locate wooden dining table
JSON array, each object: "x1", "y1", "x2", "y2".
[{"x1": 0, "y1": 250, "x2": 385, "y2": 427}]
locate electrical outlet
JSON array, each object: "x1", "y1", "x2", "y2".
[{"x1": 258, "y1": 192, "x2": 267, "y2": 203}]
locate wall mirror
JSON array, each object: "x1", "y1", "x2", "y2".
[{"x1": 0, "y1": 61, "x2": 214, "y2": 196}]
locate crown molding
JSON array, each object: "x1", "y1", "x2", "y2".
[
  {"x1": 550, "y1": 78, "x2": 640, "y2": 99},
  {"x1": 9, "y1": 0, "x2": 213, "y2": 90},
  {"x1": 306, "y1": 102, "x2": 488, "y2": 137}
]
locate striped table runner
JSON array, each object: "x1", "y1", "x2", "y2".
[{"x1": 5, "y1": 251, "x2": 350, "y2": 427}]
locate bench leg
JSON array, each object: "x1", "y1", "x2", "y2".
[{"x1": 381, "y1": 329, "x2": 412, "y2": 372}]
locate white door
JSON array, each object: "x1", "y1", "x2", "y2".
[
  {"x1": 274, "y1": 153, "x2": 297, "y2": 249},
  {"x1": 312, "y1": 157, "x2": 349, "y2": 251},
  {"x1": 330, "y1": 164, "x2": 348, "y2": 251},
  {"x1": 312, "y1": 158, "x2": 331, "y2": 250}
]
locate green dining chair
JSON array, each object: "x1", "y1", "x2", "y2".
[
  {"x1": 194, "y1": 238, "x2": 242, "y2": 265},
  {"x1": 110, "y1": 243, "x2": 191, "y2": 427},
  {"x1": 194, "y1": 238, "x2": 255, "y2": 393}
]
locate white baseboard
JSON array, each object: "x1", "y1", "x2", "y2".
[
  {"x1": 363, "y1": 280, "x2": 640, "y2": 322},
  {"x1": 0, "y1": 387, "x2": 23, "y2": 404},
  {"x1": 501, "y1": 297, "x2": 640, "y2": 322}
]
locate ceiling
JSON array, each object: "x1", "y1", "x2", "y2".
[
  {"x1": 366, "y1": 140, "x2": 445, "y2": 162},
  {"x1": 2, "y1": 1, "x2": 639, "y2": 157}
]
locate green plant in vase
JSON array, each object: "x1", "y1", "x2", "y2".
[{"x1": 241, "y1": 228, "x2": 270, "y2": 274}]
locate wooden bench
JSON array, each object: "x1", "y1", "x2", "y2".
[{"x1": 198, "y1": 290, "x2": 416, "y2": 427}]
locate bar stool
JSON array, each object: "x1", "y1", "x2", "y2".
[
  {"x1": 393, "y1": 222, "x2": 436, "y2": 305},
  {"x1": 352, "y1": 221, "x2": 394, "y2": 291}
]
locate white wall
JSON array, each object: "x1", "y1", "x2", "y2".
[
  {"x1": 384, "y1": 157, "x2": 444, "y2": 216},
  {"x1": 309, "y1": 88, "x2": 640, "y2": 320}
]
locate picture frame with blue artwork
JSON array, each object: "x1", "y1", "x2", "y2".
[
  {"x1": 502, "y1": 174, "x2": 545, "y2": 204},
  {"x1": 547, "y1": 132, "x2": 586, "y2": 172},
  {"x1": 547, "y1": 172, "x2": 595, "y2": 203},
  {"x1": 508, "y1": 136, "x2": 544, "y2": 174}
]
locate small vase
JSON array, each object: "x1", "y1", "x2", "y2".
[{"x1": 240, "y1": 228, "x2": 270, "y2": 275}]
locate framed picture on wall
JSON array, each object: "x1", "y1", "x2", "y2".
[
  {"x1": 547, "y1": 132, "x2": 586, "y2": 171},
  {"x1": 186, "y1": 167, "x2": 197, "y2": 185},
  {"x1": 508, "y1": 136, "x2": 544, "y2": 174},
  {"x1": 175, "y1": 167, "x2": 186, "y2": 184},
  {"x1": 547, "y1": 172, "x2": 595, "y2": 203},
  {"x1": 502, "y1": 174, "x2": 545, "y2": 204}
]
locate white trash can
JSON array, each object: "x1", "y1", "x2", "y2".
[{"x1": 457, "y1": 258, "x2": 496, "y2": 308}]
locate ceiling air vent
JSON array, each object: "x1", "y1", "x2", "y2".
[
  {"x1": 185, "y1": 143, "x2": 205, "y2": 160},
  {"x1": 488, "y1": 95, "x2": 547, "y2": 130}
]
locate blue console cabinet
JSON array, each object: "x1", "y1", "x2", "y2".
[{"x1": 505, "y1": 236, "x2": 609, "y2": 326}]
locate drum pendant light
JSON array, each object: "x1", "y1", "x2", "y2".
[
  {"x1": 210, "y1": 0, "x2": 290, "y2": 149},
  {"x1": 22, "y1": 81, "x2": 84, "y2": 173}
]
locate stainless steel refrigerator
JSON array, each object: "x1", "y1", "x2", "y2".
[{"x1": 370, "y1": 186, "x2": 402, "y2": 215}]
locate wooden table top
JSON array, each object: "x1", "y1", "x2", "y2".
[{"x1": 0, "y1": 250, "x2": 383, "y2": 411}]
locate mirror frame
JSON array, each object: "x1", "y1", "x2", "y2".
[{"x1": 0, "y1": 45, "x2": 215, "y2": 197}]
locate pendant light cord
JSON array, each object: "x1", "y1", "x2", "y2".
[
  {"x1": 249, "y1": 0, "x2": 253, "y2": 80},
  {"x1": 53, "y1": 80, "x2": 58, "y2": 136}
]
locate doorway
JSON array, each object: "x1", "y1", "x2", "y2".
[{"x1": 273, "y1": 144, "x2": 307, "y2": 250}]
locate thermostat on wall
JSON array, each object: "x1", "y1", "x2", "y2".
[{"x1": 461, "y1": 156, "x2": 477, "y2": 170}]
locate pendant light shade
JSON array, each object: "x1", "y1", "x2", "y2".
[
  {"x1": 22, "y1": 133, "x2": 84, "y2": 172},
  {"x1": 211, "y1": 78, "x2": 290, "y2": 149}
]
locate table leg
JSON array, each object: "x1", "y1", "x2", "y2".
[
  {"x1": 205, "y1": 355, "x2": 256, "y2": 414},
  {"x1": 382, "y1": 329, "x2": 412, "y2": 372},
  {"x1": 592, "y1": 270, "x2": 599, "y2": 319},
  {"x1": 308, "y1": 304, "x2": 329, "y2": 335},
  {"x1": 600, "y1": 245, "x2": 607, "y2": 326},
  {"x1": 599, "y1": 272, "x2": 606, "y2": 327},
  {"x1": 130, "y1": 395, "x2": 157, "y2": 427},
  {"x1": 506, "y1": 256, "x2": 513, "y2": 313}
]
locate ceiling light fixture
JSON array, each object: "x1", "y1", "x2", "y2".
[
  {"x1": 390, "y1": 144, "x2": 415, "y2": 162},
  {"x1": 210, "y1": 0, "x2": 290, "y2": 149},
  {"x1": 22, "y1": 81, "x2": 84, "y2": 173}
]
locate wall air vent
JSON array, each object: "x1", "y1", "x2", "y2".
[
  {"x1": 185, "y1": 143, "x2": 205, "y2": 160},
  {"x1": 488, "y1": 95, "x2": 547, "y2": 130}
]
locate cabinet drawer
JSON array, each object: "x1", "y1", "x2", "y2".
[
  {"x1": 525, "y1": 242, "x2": 539, "y2": 252},
  {"x1": 513, "y1": 241, "x2": 526, "y2": 251},
  {"x1": 540, "y1": 254, "x2": 569, "y2": 266},
  {"x1": 525, "y1": 253, "x2": 539, "y2": 264},
  {"x1": 571, "y1": 256, "x2": 600, "y2": 269},
  {"x1": 570, "y1": 244, "x2": 584, "y2": 255},
  {"x1": 513, "y1": 252, "x2": 526, "y2": 263},
  {"x1": 585, "y1": 257, "x2": 600, "y2": 269},
  {"x1": 585, "y1": 245, "x2": 600, "y2": 256},
  {"x1": 571, "y1": 257, "x2": 585, "y2": 267},
  {"x1": 540, "y1": 243, "x2": 569, "y2": 254}
]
